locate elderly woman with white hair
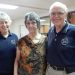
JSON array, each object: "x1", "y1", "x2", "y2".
[
  {"x1": 0, "y1": 11, "x2": 18, "y2": 75},
  {"x1": 46, "y1": 2, "x2": 75, "y2": 75}
]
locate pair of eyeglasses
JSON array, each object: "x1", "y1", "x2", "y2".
[
  {"x1": 0, "y1": 21, "x2": 8, "y2": 25},
  {"x1": 51, "y1": 12, "x2": 64, "y2": 16}
]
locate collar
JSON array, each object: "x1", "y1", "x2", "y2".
[
  {"x1": 60, "y1": 23, "x2": 69, "y2": 34},
  {"x1": 32, "y1": 33, "x2": 42, "y2": 44},
  {"x1": 53, "y1": 23, "x2": 69, "y2": 34},
  {"x1": 0, "y1": 32, "x2": 12, "y2": 39}
]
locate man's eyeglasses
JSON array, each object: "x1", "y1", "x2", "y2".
[
  {"x1": 0, "y1": 21, "x2": 8, "y2": 25},
  {"x1": 51, "y1": 12, "x2": 65, "y2": 16}
]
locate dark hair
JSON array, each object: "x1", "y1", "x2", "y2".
[
  {"x1": 24, "y1": 12, "x2": 40, "y2": 28},
  {"x1": 18, "y1": 35, "x2": 35, "y2": 49}
]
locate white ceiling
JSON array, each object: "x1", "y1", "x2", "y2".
[{"x1": 0, "y1": 0, "x2": 75, "y2": 21}]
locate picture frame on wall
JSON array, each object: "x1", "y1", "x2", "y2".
[{"x1": 20, "y1": 25, "x2": 29, "y2": 37}]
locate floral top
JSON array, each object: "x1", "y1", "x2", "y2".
[{"x1": 17, "y1": 34, "x2": 46, "y2": 75}]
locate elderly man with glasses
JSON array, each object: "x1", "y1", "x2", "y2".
[{"x1": 46, "y1": 2, "x2": 75, "y2": 75}]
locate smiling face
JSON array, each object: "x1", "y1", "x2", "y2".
[
  {"x1": 0, "y1": 11, "x2": 11, "y2": 35},
  {"x1": 0, "y1": 20, "x2": 9, "y2": 35},
  {"x1": 24, "y1": 12, "x2": 40, "y2": 38},
  {"x1": 25, "y1": 20, "x2": 37, "y2": 34},
  {"x1": 50, "y1": 6, "x2": 67, "y2": 27}
]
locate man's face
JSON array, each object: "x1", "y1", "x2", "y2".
[
  {"x1": 0, "y1": 20, "x2": 9, "y2": 34},
  {"x1": 50, "y1": 6, "x2": 67, "y2": 27},
  {"x1": 25, "y1": 20, "x2": 37, "y2": 34}
]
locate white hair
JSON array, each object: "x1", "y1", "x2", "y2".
[
  {"x1": 0, "y1": 11, "x2": 12, "y2": 25},
  {"x1": 49, "y1": 2, "x2": 68, "y2": 14}
]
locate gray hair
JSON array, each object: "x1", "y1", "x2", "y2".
[
  {"x1": 49, "y1": 2, "x2": 68, "y2": 14},
  {"x1": 24, "y1": 12, "x2": 40, "y2": 28},
  {"x1": 0, "y1": 11, "x2": 12, "y2": 25}
]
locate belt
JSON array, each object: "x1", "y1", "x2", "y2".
[
  {"x1": 50, "y1": 65, "x2": 75, "y2": 74},
  {"x1": 50, "y1": 65, "x2": 65, "y2": 71}
]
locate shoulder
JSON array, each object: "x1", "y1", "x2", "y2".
[
  {"x1": 10, "y1": 33, "x2": 17, "y2": 36},
  {"x1": 18, "y1": 35, "x2": 28, "y2": 43},
  {"x1": 18, "y1": 35, "x2": 31, "y2": 45},
  {"x1": 41, "y1": 34, "x2": 46, "y2": 39},
  {"x1": 48, "y1": 26, "x2": 54, "y2": 33},
  {"x1": 38, "y1": 34, "x2": 47, "y2": 44},
  {"x1": 67, "y1": 23, "x2": 75, "y2": 33},
  {"x1": 66, "y1": 23, "x2": 75, "y2": 36},
  {"x1": 68, "y1": 23, "x2": 75, "y2": 30},
  {"x1": 10, "y1": 33, "x2": 18, "y2": 40},
  {"x1": 47, "y1": 26, "x2": 54, "y2": 36},
  {"x1": 17, "y1": 35, "x2": 27, "y2": 48}
]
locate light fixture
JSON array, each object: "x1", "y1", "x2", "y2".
[
  {"x1": 40, "y1": 19, "x2": 46, "y2": 22},
  {"x1": 0, "y1": 3, "x2": 18, "y2": 10}
]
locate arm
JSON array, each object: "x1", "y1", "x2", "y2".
[{"x1": 14, "y1": 47, "x2": 20, "y2": 75}]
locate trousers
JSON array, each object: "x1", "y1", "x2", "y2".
[{"x1": 46, "y1": 64, "x2": 75, "y2": 75}]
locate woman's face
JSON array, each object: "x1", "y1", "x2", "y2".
[
  {"x1": 25, "y1": 20, "x2": 37, "y2": 34},
  {"x1": 50, "y1": 6, "x2": 67, "y2": 27}
]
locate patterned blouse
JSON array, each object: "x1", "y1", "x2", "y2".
[{"x1": 17, "y1": 34, "x2": 46, "y2": 75}]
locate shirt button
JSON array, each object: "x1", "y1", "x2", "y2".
[
  {"x1": 54, "y1": 38, "x2": 57, "y2": 41},
  {"x1": 56, "y1": 34, "x2": 57, "y2": 36}
]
